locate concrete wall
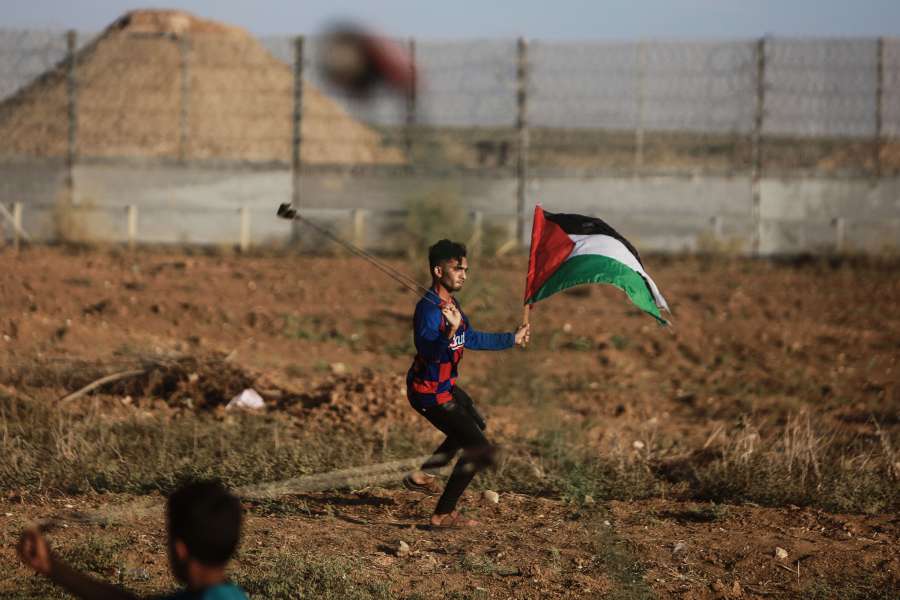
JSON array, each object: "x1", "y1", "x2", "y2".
[
  {"x1": 759, "y1": 177, "x2": 900, "y2": 254},
  {"x1": 2, "y1": 161, "x2": 898, "y2": 255}
]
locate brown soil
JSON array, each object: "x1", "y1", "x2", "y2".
[
  {"x1": 610, "y1": 499, "x2": 899, "y2": 599},
  {"x1": 1, "y1": 246, "x2": 898, "y2": 598},
  {"x1": 0, "y1": 10, "x2": 405, "y2": 165}
]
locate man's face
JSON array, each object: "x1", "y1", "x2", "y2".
[{"x1": 435, "y1": 257, "x2": 468, "y2": 292}]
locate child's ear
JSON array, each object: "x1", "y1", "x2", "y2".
[{"x1": 174, "y1": 539, "x2": 189, "y2": 561}]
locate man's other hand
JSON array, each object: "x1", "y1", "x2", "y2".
[
  {"x1": 515, "y1": 323, "x2": 531, "y2": 346},
  {"x1": 18, "y1": 527, "x2": 53, "y2": 575}
]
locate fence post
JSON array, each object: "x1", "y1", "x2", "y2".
[
  {"x1": 635, "y1": 41, "x2": 647, "y2": 174},
  {"x1": 404, "y1": 38, "x2": 417, "y2": 159},
  {"x1": 515, "y1": 37, "x2": 530, "y2": 247},
  {"x1": 127, "y1": 205, "x2": 138, "y2": 250},
  {"x1": 291, "y1": 36, "x2": 305, "y2": 243},
  {"x1": 469, "y1": 210, "x2": 484, "y2": 257},
  {"x1": 178, "y1": 35, "x2": 191, "y2": 163},
  {"x1": 874, "y1": 37, "x2": 884, "y2": 178},
  {"x1": 65, "y1": 30, "x2": 78, "y2": 206},
  {"x1": 239, "y1": 207, "x2": 251, "y2": 252},
  {"x1": 351, "y1": 209, "x2": 367, "y2": 249},
  {"x1": 710, "y1": 215, "x2": 723, "y2": 241},
  {"x1": 751, "y1": 37, "x2": 767, "y2": 255},
  {"x1": 832, "y1": 217, "x2": 846, "y2": 253},
  {"x1": 13, "y1": 202, "x2": 23, "y2": 252}
]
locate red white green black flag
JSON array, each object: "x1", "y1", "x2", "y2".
[{"x1": 524, "y1": 205, "x2": 670, "y2": 325}]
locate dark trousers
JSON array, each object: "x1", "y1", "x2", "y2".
[{"x1": 415, "y1": 386, "x2": 493, "y2": 515}]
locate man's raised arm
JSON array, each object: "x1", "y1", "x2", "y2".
[
  {"x1": 18, "y1": 528, "x2": 141, "y2": 600},
  {"x1": 414, "y1": 305, "x2": 453, "y2": 360}
]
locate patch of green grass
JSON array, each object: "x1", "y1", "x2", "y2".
[
  {"x1": 236, "y1": 554, "x2": 391, "y2": 600},
  {"x1": 478, "y1": 356, "x2": 900, "y2": 515},
  {"x1": 532, "y1": 429, "x2": 662, "y2": 504},
  {"x1": 458, "y1": 553, "x2": 498, "y2": 575},
  {"x1": 440, "y1": 591, "x2": 487, "y2": 600},
  {"x1": 686, "y1": 450, "x2": 898, "y2": 514},
  {"x1": 479, "y1": 370, "x2": 898, "y2": 514},
  {"x1": 0, "y1": 394, "x2": 420, "y2": 497},
  {"x1": 562, "y1": 336, "x2": 595, "y2": 351},
  {"x1": 480, "y1": 425, "x2": 662, "y2": 505},
  {"x1": 655, "y1": 503, "x2": 729, "y2": 523},
  {"x1": 656, "y1": 415, "x2": 900, "y2": 514},
  {"x1": 802, "y1": 576, "x2": 900, "y2": 600},
  {"x1": 473, "y1": 355, "x2": 662, "y2": 504},
  {"x1": 585, "y1": 516, "x2": 655, "y2": 600},
  {"x1": 247, "y1": 497, "x2": 314, "y2": 517},
  {"x1": 610, "y1": 334, "x2": 630, "y2": 350},
  {"x1": 63, "y1": 534, "x2": 130, "y2": 577}
]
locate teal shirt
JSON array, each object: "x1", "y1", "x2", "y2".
[{"x1": 159, "y1": 583, "x2": 248, "y2": 600}]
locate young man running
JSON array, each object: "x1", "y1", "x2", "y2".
[{"x1": 405, "y1": 239, "x2": 530, "y2": 528}]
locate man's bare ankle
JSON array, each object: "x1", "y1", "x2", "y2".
[{"x1": 411, "y1": 471, "x2": 435, "y2": 484}]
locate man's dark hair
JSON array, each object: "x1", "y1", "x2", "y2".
[
  {"x1": 428, "y1": 239, "x2": 467, "y2": 271},
  {"x1": 167, "y1": 480, "x2": 242, "y2": 566}
]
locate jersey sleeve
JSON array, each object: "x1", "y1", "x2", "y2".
[
  {"x1": 464, "y1": 324, "x2": 515, "y2": 351},
  {"x1": 414, "y1": 302, "x2": 452, "y2": 361}
]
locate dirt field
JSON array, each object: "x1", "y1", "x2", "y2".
[{"x1": 1, "y1": 246, "x2": 898, "y2": 599}]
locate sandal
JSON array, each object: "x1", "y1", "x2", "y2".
[
  {"x1": 430, "y1": 511, "x2": 480, "y2": 529},
  {"x1": 402, "y1": 473, "x2": 443, "y2": 496}
]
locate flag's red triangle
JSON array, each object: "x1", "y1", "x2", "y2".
[{"x1": 524, "y1": 205, "x2": 575, "y2": 304}]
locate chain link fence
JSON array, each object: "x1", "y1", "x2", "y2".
[{"x1": 0, "y1": 24, "x2": 898, "y2": 253}]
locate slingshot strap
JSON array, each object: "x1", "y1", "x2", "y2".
[{"x1": 278, "y1": 203, "x2": 439, "y2": 305}]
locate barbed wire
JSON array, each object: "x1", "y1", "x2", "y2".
[{"x1": 0, "y1": 30, "x2": 896, "y2": 174}]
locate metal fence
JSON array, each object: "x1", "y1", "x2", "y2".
[{"x1": 0, "y1": 26, "x2": 898, "y2": 254}]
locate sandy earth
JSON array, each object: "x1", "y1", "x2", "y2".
[{"x1": 1, "y1": 246, "x2": 898, "y2": 598}]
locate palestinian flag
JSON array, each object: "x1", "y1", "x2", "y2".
[{"x1": 524, "y1": 205, "x2": 670, "y2": 324}]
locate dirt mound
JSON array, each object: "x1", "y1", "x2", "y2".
[
  {"x1": 3, "y1": 352, "x2": 414, "y2": 430},
  {"x1": 279, "y1": 372, "x2": 415, "y2": 430},
  {"x1": 110, "y1": 354, "x2": 259, "y2": 410},
  {"x1": 0, "y1": 353, "x2": 258, "y2": 409},
  {"x1": 122, "y1": 357, "x2": 415, "y2": 429},
  {"x1": 119, "y1": 355, "x2": 414, "y2": 430},
  {"x1": 0, "y1": 9, "x2": 404, "y2": 165}
]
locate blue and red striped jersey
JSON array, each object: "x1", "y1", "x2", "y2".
[{"x1": 406, "y1": 287, "x2": 514, "y2": 408}]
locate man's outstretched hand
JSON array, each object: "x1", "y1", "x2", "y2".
[
  {"x1": 515, "y1": 323, "x2": 531, "y2": 346},
  {"x1": 17, "y1": 526, "x2": 141, "y2": 600}
]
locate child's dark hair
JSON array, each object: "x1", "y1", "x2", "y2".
[
  {"x1": 428, "y1": 239, "x2": 467, "y2": 270},
  {"x1": 166, "y1": 480, "x2": 242, "y2": 566}
]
